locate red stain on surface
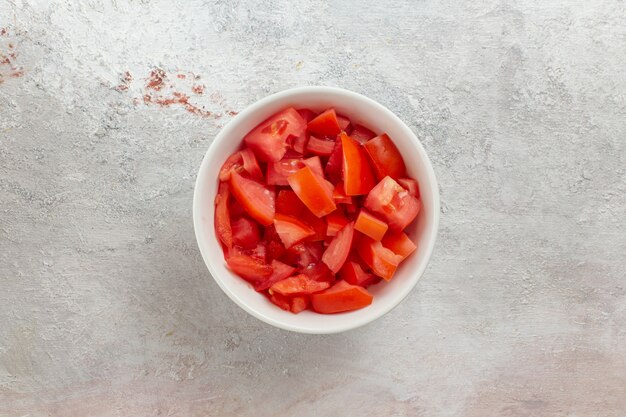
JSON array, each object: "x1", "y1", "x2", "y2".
[
  {"x1": 177, "y1": 73, "x2": 186, "y2": 79},
  {"x1": 0, "y1": 29, "x2": 24, "y2": 83},
  {"x1": 192, "y1": 84, "x2": 204, "y2": 95},
  {"x1": 146, "y1": 68, "x2": 166, "y2": 91},
  {"x1": 0, "y1": 28, "x2": 7, "y2": 36},
  {"x1": 114, "y1": 71, "x2": 133, "y2": 91}
]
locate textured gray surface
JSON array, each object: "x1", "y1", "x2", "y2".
[{"x1": 1, "y1": 0, "x2": 625, "y2": 416}]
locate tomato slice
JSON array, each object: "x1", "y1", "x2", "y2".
[
  {"x1": 240, "y1": 148, "x2": 264, "y2": 181},
  {"x1": 231, "y1": 216, "x2": 261, "y2": 249},
  {"x1": 326, "y1": 210, "x2": 349, "y2": 237},
  {"x1": 244, "y1": 107, "x2": 306, "y2": 162},
  {"x1": 364, "y1": 176, "x2": 420, "y2": 231},
  {"x1": 363, "y1": 133, "x2": 407, "y2": 181},
  {"x1": 269, "y1": 274, "x2": 330, "y2": 296},
  {"x1": 341, "y1": 132, "x2": 376, "y2": 196},
  {"x1": 381, "y1": 231, "x2": 416, "y2": 260},
  {"x1": 291, "y1": 133, "x2": 308, "y2": 154},
  {"x1": 325, "y1": 139, "x2": 343, "y2": 183},
  {"x1": 274, "y1": 213, "x2": 315, "y2": 248},
  {"x1": 229, "y1": 172, "x2": 275, "y2": 226},
  {"x1": 301, "y1": 209, "x2": 327, "y2": 241},
  {"x1": 282, "y1": 241, "x2": 324, "y2": 268},
  {"x1": 287, "y1": 166, "x2": 336, "y2": 218},
  {"x1": 306, "y1": 136, "x2": 335, "y2": 156},
  {"x1": 226, "y1": 252, "x2": 272, "y2": 284},
  {"x1": 337, "y1": 114, "x2": 351, "y2": 133},
  {"x1": 267, "y1": 158, "x2": 303, "y2": 186},
  {"x1": 269, "y1": 292, "x2": 291, "y2": 311},
  {"x1": 397, "y1": 177, "x2": 420, "y2": 198},
  {"x1": 307, "y1": 108, "x2": 341, "y2": 137},
  {"x1": 297, "y1": 108, "x2": 317, "y2": 122},
  {"x1": 253, "y1": 259, "x2": 296, "y2": 291},
  {"x1": 290, "y1": 295, "x2": 310, "y2": 313},
  {"x1": 311, "y1": 280, "x2": 373, "y2": 314},
  {"x1": 339, "y1": 261, "x2": 376, "y2": 286},
  {"x1": 354, "y1": 209, "x2": 388, "y2": 241},
  {"x1": 350, "y1": 124, "x2": 376, "y2": 144},
  {"x1": 322, "y1": 222, "x2": 354, "y2": 273},
  {"x1": 300, "y1": 262, "x2": 335, "y2": 283},
  {"x1": 214, "y1": 182, "x2": 233, "y2": 249},
  {"x1": 357, "y1": 236, "x2": 403, "y2": 281},
  {"x1": 219, "y1": 151, "x2": 244, "y2": 181},
  {"x1": 332, "y1": 182, "x2": 353, "y2": 204},
  {"x1": 276, "y1": 190, "x2": 306, "y2": 216},
  {"x1": 302, "y1": 156, "x2": 324, "y2": 177}
]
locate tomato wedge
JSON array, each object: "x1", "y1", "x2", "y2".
[
  {"x1": 354, "y1": 209, "x2": 388, "y2": 241},
  {"x1": 269, "y1": 274, "x2": 330, "y2": 296},
  {"x1": 363, "y1": 134, "x2": 407, "y2": 180},
  {"x1": 322, "y1": 222, "x2": 354, "y2": 273},
  {"x1": 326, "y1": 210, "x2": 349, "y2": 237},
  {"x1": 357, "y1": 236, "x2": 403, "y2": 281},
  {"x1": 311, "y1": 280, "x2": 373, "y2": 314},
  {"x1": 231, "y1": 217, "x2": 261, "y2": 249},
  {"x1": 269, "y1": 292, "x2": 291, "y2": 311},
  {"x1": 276, "y1": 190, "x2": 306, "y2": 216},
  {"x1": 332, "y1": 182, "x2": 353, "y2": 204},
  {"x1": 229, "y1": 172, "x2": 275, "y2": 226},
  {"x1": 307, "y1": 108, "x2": 341, "y2": 137},
  {"x1": 341, "y1": 133, "x2": 376, "y2": 196},
  {"x1": 302, "y1": 156, "x2": 324, "y2": 177},
  {"x1": 381, "y1": 231, "x2": 416, "y2": 260},
  {"x1": 214, "y1": 182, "x2": 233, "y2": 249},
  {"x1": 287, "y1": 166, "x2": 336, "y2": 217},
  {"x1": 337, "y1": 114, "x2": 351, "y2": 133},
  {"x1": 240, "y1": 148, "x2": 263, "y2": 181},
  {"x1": 273, "y1": 213, "x2": 315, "y2": 248},
  {"x1": 290, "y1": 296, "x2": 310, "y2": 313},
  {"x1": 282, "y1": 241, "x2": 324, "y2": 268},
  {"x1": 219, "y1": 151, "x2": 244, "y2": 181},
  {"x1": 325, "y1": 139, "x2": 343, "y2": 183},
  {"x1": 301, "y1": 262, "x2": 335, "y2": 283},
  {"x1": 226, "y1": 252, "x2": 272, "y2": 284},
  {"x1": 339, "y1": 261, "x2": 376, "y2": 286},
  {"x1": 267, "y1": 158, "x2": 303, "y2": 186},
  {"x1": 244, "y1": 107, "x2": 306, "y2": 162},
  {"x1": 297, "y1": 108, "x2": 317, "y2": 122},
  {"x1": 349, "y1": 124, "x2": 376, "y2": 144},
  {"x1": 254, "y1": 259, "x2": 296, "y2": 291},
  {"x1": 263, "y1": 224, "x2": 286, "y2": 260},
  {"x1": 364, "y1": 176, "x2": 420, "y2": 231},
  {"x1": 397, "y1": 177, "x2": 420, "y2": 198},
  {"x1": 306, "y1": 136, "x2": 335, "y2": 156}
]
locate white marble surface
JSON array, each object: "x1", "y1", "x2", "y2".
[{"x1": 1, "y1": 1, "x2": 625, "y2": 416}]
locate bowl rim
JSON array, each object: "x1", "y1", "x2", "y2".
[{"x1": 193, "y1": 86, "x2": 440, "y2": 334}]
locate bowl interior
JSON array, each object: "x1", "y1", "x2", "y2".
[{"x1": 194, "y1": 87, "x2": 439, "y2": 333}]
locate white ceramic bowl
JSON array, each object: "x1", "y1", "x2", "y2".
[{"x1": 193, "y1": 86, "x2": 439, "y2": 334}]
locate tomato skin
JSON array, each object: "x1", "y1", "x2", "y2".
[
  {"x1": 397, "y1": 177, "x2": 420, "y2": 198},
  {"x1": 325, "y1": 139, "x2": 343, "y2": 183},
  {"x1": 240, "y1": 148, "x2": 264, "y2": 181},
  {"x1": 339, "y1": 261, "x2": 376, "y2": 286},
  {"x1": 350, "y1": 124, "x2": 376, "y2": 144},
  {"x1": 226, "y1": 252, "x2": 272, "y2": 284},
  {"x1": 229, "y1": 172, "x2": 275, "y2": 226},
  {"x1": 364, "y1": 176, "x2": 420, "y2": 231},
  {"x1": 302, "y1": 156, "x2": 324, "y2": 177},
  {"x1": 214, "y1": 182, "x2": 233, "y2": 249},
  {"x1": 269, "y1": 274, "x2": 330, "y2": 296},
  {"x1": 254, "y1": 259, "x2": 296, "y2": 291},
  {"x1": 354, "y1": 209, "x2": 388, "y2": 241},
  {"x1": 267, "y1": 158, "x2": 303, "y2": 186},
  {"x1": 326, "y1": 210, "x2": 349, "y2": 237},
  {"x1": 282, "y1": 241, "x2": 323, "y2": 268},
  {"x1": 307, "y1": 108, "x2": 341, "y2": 137},
  {"x1": 363, "y1": 134, "x2": 407, "y2": 181},
  {"x1": 297, "y1": 108, "x2": 317, "y2": 122},
  {"x1": 287, "y1": 166, "x2": 337, "y2": 218},
  {"x1": 244, "y1": 107, "x2": 306, "y2": 162},
  {"x1": 332, "y1": 182, "x2": 353, "y2": 205},
  {"x1": 219, "y1": 152, "x2": 244, "y2": 181},
  {"x1": 357, "y1": 236, "x2": 402, "y2": 281},
  {"x1": 269, "y1": 292, "x2": 291, "y2": 311},
  {"x1": 276, "y1": 190, "x2": 306, "y2": 216},
  {"x1": 273, "y1": 213, "x2": 315, "y2": 248},
  {"x1": 341, "y1": 133, "x2": 376, "y2": 196},
  {"x1": 306, "y1": 136, "x2": 335, "y2": 156},
  {"x1": 381, "y1": 231, "x2": 416, "y2": 260},
  {"x1": 300, "y1": 262, "x2": 335, "y2": 283},
  {"x1": 231, "y1": 216, "x2": 261, "y2": 249},
  {"x1": 290, "y1": 296, "x2": 310, "y2": 313},
  {"x1": 337, "y1": 114, "x2": 351, "y2": 133},
  {"x1": 311, "y1": 280, "x2": 373, "y2": 314},
  {"x1": 263, "y1": 224, "x2": 287, "y2": 260},
  {"x1": 322, "y1": 222, "x2": 354, "y2": 273}
]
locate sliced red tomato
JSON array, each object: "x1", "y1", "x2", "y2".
[
  {"x1": 326, "y1": 210, "x2": 349, "y2": 237},
  {"x1": 357, "y1": 236, "x2": 403, "y2": 281},
  {"x1": 230, "y1": 172, "x2": 275, "y2": 226},
  {"x1": 306, "y1": 136, "x2": 335, "y2": 156},
  {"x1": 253, "y1": 259, "x2": 296, "y2": 291},
  {"x1": 354, "y1": 209, "x2": 388, "y2": 241},
  {"x1": 322, "y1": 222, "x2": 354, "y2": 273},
  {"x1": 267, "y1": 158, "x2": 303, "y2": 186},
  {"x1": 307, "y1": 108, "x2": 341, "y2": 137},
  {"x1": 337, "y1": 114, "x2": 351, "y2": 133},
  {"x1": 273, "y1": 213, "x2": 315, "y2": 248},
  {"x1": 287, "y1": 166, "x2": 336, "y2": 218},
  {"x1": 297, "y1": 108, "x2": 317, "y2": 122},
  {"x1": 244, "y1": 107, "x2": 306, "y2": 162},
  {"x1": 245, "y1": 241, "x2": 267, "y2": 262},
  {"x1": 231, "y1": 216, "x2": 261, "y2": 249},
  {"x1": 325, "y1": 139, "x2": 343, "y2": 183},
  {"x1": 311, "y1": 280, "x2": 373, "y2": 314},
  {"x1": 219, "y1": 151, "x2": 244, "y2": 181},
  {"x1": 214, "y1": 182, "x2": 233, "y2": 249},
  {"x1": 339, "y1": 261, "x2": 376, "y2": 286},
  {"x1": 397, "y1": 177, "x2": 420, "y2": 198},
  {"x1": 269, "y1": 274, "x2": 330, "y2": 296},
  {"x1": 302, "y1": 156, "x2": 324, "y2": 177},
  {"x1": 364, "y1": 176, "x2": 420, "y2": 231},
  {"x1": 263, "y1": 224, "x2": 287, "y2": 260},
  {"x1": 226, "y1": 252, "x2": 272, "y2": 284},
  {"x1": 332, "y1": 183, "x2": 353, "y2": 204},
  {"x1": 276, "y1": 189, "x2": 306, "y2": 216},
  {"x1": 290, "y1": 295, "x2": 310, "y2": 313},
  {"x1": 291, "y1": 133, "x2": 308, "y2": 154},
  {"x1": 341, "y1": 133, "x2": 376, "y2": 196},
  {"x1": 300, "y1": 262, "x2": 335, "y2": 283},
  {"x1": 381, "y1": 231, "x2": 416, "y2": 260},
  {"x1": 363, "y1": 133, "x2": 407, "y2": 180},
  {"x1": 282, "y1": 241, "x2": 323, "y2": 268},
  {"x1": 240, "y1": 148, "x2": 263, "y2": 181},
  {"x1": 350, "y1": 124, "x2": 376, "y2": 144},
  {"x1": 300, "y1": 209, "x2": 327, "y2": 241},
  {"x1": 269, "y1": 292, "x2": 291, "y2": 311}
]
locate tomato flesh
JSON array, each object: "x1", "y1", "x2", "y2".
[
  {"x1": 354, "y1": 209, "x2": 388, "y2": 241},
  {"x1": 357, "y1": 236, "x2": 403, "y2": 281},
  {"x1": 341, "y1": 133, "x2": 376, "y2": 196},
  {"x1": 219, "y1": 152, "x2": 244, "y2": 181},
  {"x1": 240, "y1": 148, "x2": 264, "y2": 181},
  {"x1": 254, "y1": 259, "x2": 297, "y2": 291},
  {"x1": 364, "y1": 176, "x2": 420, "y2": 231},
  {"x1": 230, "y1": 172, "x2": 275, "y2": 226},
  {"x1": 306, "y1": 136, "x2": 336, "y2": 156},
  {"x1": 214, "y1": 182, "x2": 233, "y2": 249},
  {"x1": 350, "y1": 124, "x2": 376, "y2": 144},
  {"x1": 244, "y1": 107, "x2": 306, "y2": 162},
  {"x1": 339, "y1": 261, "x2": 376, "y2": 287},
  {"x1": 381, "y1": 231, "x2": 416, "y2": 260},
  {"x1": 397, "y1": 177, "x2": 420, "y2": 198},
  {"x1": 363, "y1": 134, "x2": 407, "y2": 180},
  {"x1": 226, "y1": 252, "x2": 272, "y2": 285},
  {"x1": 311, "y1": 280, "x2": 373, "y2": 314},
  {"x1": 269, "y1": 274, "x2": 330, "y2": 296},
  {"x1": 322, "y1": 222, "x2": 354, "y2": 273},
  {"x1": 273, "y1": 213, "x2": 315, "y2": 248},
  {"x1": 231, "y1": 217, "x2": 261, "y2": 249},
  {"x1": 288, "y1": 166, "x2": 336, "y2": 217},
  {"x1": 326, "y1": 210, "x2": 349, "y2": 237},
  {"x1": 307, "y1": 108, "x2": 341, "y2": 137}
]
